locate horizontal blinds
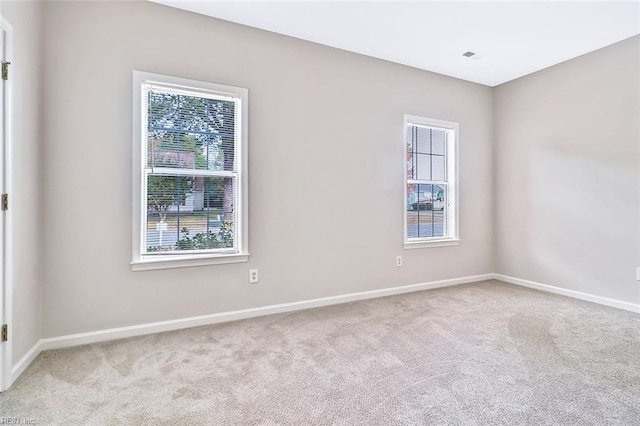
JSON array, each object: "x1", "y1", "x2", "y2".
[
  {"x1": 142, "y1": 83, "x2": 239, "y2": 255},
  {"x1": 406, "y1": 122, "x2": 449, "y2": 239},
  {"x1": 144, "y1": 83, "x2": 238, "y2": 102},
  {"x1": 405, "y1": 123, "x2": 448, "y2": 182},
  {"x1": 145, "y1": 175, "x2": 237, "y2": 254},
  {"x1": 143, "y1": 84, "x2": 239, "y2": 173}
]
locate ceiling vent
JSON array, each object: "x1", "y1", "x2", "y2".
[{"x1": 462, "y1": 51, "x2": 483, "y2": 60}]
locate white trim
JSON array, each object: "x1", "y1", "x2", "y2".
[
  {"x1": 8, "y1": 272, "x2": 640, "y2": 388},
  {"x1": 493, "y1": 274, "x2": 640, "y2": 313},
  {"x1": 404, "y1": 239, "x2": 460, "y2": 249},
  {"x1": 35, "y1": 274, "x2": 492, "y2": 352},
  {"x1": 403, "y1": 114, "x2": 459, "y2": 246},
  {"x1": 9, "y1": 339, "x2": 40, "y2": 386},
  {"x1": 3, "y1": 273, "x2": 488, "y2": 385},
  {"x1": 0, "y1": 15, "x2": 14, "y2": 393},
  {"x1": 131, "y1": 71, "x2": 249, "y2": 269},
  {"x1": 405, "y1": 115, "x2": 458, "y2": 130},
  {"x1": 131, "y1": 253, "x2": 249, "y2": 271}
]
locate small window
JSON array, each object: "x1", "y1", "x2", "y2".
[
  {"x1": 132, "y1": 71, "x2": 248, "y2": 270},
  {"x1": 404, "y1": 115, "x2": 459, "y2": 248}
]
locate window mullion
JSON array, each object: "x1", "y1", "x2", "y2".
[
  {"x1": 404, "y1": 116, "x2": 457, "y2": 245},
  {"x1": 134, "y1": 71, "x2": 249, "y2": 268}
]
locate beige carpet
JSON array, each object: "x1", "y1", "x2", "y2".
[{"x1": 1, "y1": 280, "x2": 639, "y2": 425}]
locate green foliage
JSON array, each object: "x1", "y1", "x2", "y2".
[
  {"x1": 147, "y1": 89, "x2": 235, "y2": 173},
  {"x1": 147, "y1": 91, "x2": 235, "y2": 139},
  {"x1": 152, "y1": 134, "x2": 208, "y2": 170},
  {"x1": 175, "y1": 227, "x2": 214, "y2": 251},
  {"x1": 176, "y1": 221, "x2": 234, "y2": 251},
  {"x1": 145, "y1": 88, "x2": 238, "y2": 244},
  {"x1": 216, "y1": 221, "x2": 235, "y2": 248},
  {"x1": 147, "y1": 175, "x2": 193, "y2": 222}
]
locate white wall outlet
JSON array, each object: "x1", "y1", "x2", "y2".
[
  {"x1": 396, "y1": 256, "x2": 403, "y2": 267},
  {"x1": 249, "y1": 269, "x2": 259, "y2": 284},
  {"x1": 636, "y1": 267, "x2": 640, "y2": 281}
]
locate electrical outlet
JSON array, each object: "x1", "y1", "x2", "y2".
[
  {"x1": 249, "y1": 269, "x2": 259, "y2": 284},
  {"x1": 396, "y1": 256, "x2": 403, "y2": 267}
]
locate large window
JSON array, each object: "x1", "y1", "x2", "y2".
[
  {"x1": 404, "y1": 115, "x2": 458, "y2": 248},
  {"x1": 132, "y1": 72, "x2": 248, "y2": 270}
]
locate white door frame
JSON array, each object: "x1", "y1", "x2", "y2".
[{"x1": 0, "y1": 14, "x2": 14, "y2": 392}]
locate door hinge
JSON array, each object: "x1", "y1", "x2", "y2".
[
  {"x1": 1, "y1": 194, "x2": 7, "y2": 211},
  {"x1": 1, "y1": 324, "x2": 7, "y2": 342},
  {"x1": 1, "y1": 62, "x2": 9, "y2": 81}
]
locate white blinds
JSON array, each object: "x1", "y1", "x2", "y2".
[
  {"x1": 141, "y1": 83, "x2": 241, "y2": 255},
  {"x1": 406, "y1": 122, "x2": 449, "y2": 239}
]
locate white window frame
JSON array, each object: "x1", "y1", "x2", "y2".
[
  {"x1": 131, "y1": 71, "x2": 249, "y2": 271},
  {"x1": 403, "y1": 115, "x2": 460, "y2": 249}
]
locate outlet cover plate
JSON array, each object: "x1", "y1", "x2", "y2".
[{"x1": 249, "y1": 269, "x2": 259, "y2": 284}]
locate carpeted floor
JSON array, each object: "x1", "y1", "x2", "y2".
[{"x1": 1, "y1": 280, "x2": 639, "y2": 425}]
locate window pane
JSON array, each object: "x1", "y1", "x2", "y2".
[
  {"x1": 406, "y1": 126, "x2": 417, "y2": 179},
  {"x1": 406, "y1": 155, "x2": 415, "y2": 180},
  {"x1": 406, "y1": 126, "x2": 413, "y2": 151},
  {"x1": 406, "y1": 144, "x2": 415, "y2": 180},
  {"x1": 147, "y1": 89, "x2": 236, "y2": 172},
  {"x1": 406, "y1": 184, "x2": 447, "y2": 239},
  {"x1": 145, "y1": 175, "x2": 236, "y2": 253},
  {"x1": 415, "y1": 126, "x2": 431, "y2": 154},
  {"x1": 416, "y1": 153, "x2": 431, "y2": 180},
  {"x1": 147, "y1": 131, "x2": 227, "y2": 171},
  {"x1": 431, "y1": 129, "x2": 446, "y2": 155},
  {"x1": 432, "y1": 155, "x2": 446, "y2": 181}
]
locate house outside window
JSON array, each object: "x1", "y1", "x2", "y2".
[
  {"x1": 404, "y1": 115, "x2": 459, "y2": 248},
  {"x1": 132, "y1": 71, "x2": 248, "y2": 270}
]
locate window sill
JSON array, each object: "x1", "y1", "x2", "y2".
[
  {"x1": 403, "y1": 239, "x2": 460, "y2": 249},
  {"x1": 131, "y1": 253, "x2": 250, "y2": 271}
]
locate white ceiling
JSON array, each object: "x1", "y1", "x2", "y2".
[{"x1": 151, "y1": 1, "x2": 640, "y2": 87}]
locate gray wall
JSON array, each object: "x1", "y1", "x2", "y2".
[
  {"x1": 12, "y1": 1, "x2": 636, "y2": 351},
  {"x1": 40, "y1": 1, "x2": 493, "y2": 337},
  {"x1": 494, "y1": 36, "x2": 640, "y2": 304},
  {"x1": 2, "y1": 1, "x2": 43, "y2": 364}
]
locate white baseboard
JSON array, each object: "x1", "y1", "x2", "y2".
[
  {"x1": 7, "y1": 272, "x2": 638, "y2": 390},
  {"x1": 9, "y1": 339, "x2": 42, "y2": 389},
  {"x1": 493, "y1": 274, "x2": 640, "y2": 313},
  {"x1": 38, "y1": 273, "x2": 493, "y2": 352},
  {"x1": 3, "y1": 273, "x2": 488, "y2": 390}
]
